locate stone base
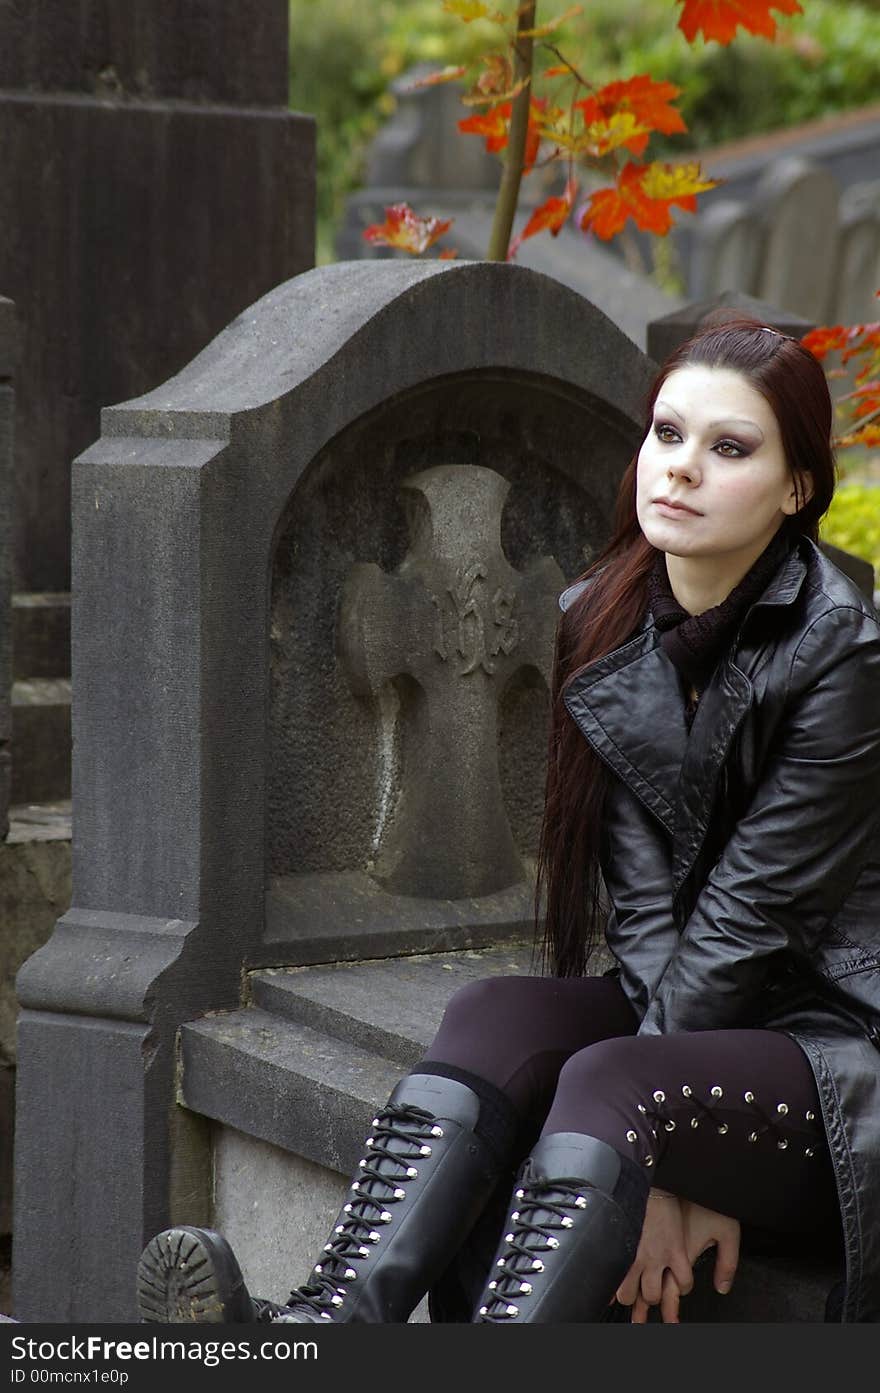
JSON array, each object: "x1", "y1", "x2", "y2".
[{"x1": 0, "y1": 802, "x2": 72, "y2": 1236}]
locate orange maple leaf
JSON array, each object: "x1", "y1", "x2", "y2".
[
  {"x1": 576, "y1": 76, "x2": 686, "y2": 157},
  {"x1": 837, "y1": 423, "x2": 880, "y2": 449},
  {"x1": 363, "y1": 203, "x2": 454, "y2": 255},
  {"x1": 580, "y1": 161, "x2": 718, "y2": 239},
  {"x1": 801, "y1": 325, "x2": 851, "y2": 361},
  {"x1": 677, "y1": 0, "x2": 802, "y2": 46},
  {"x1": 847, "y1": 380, "x2": 880, "y2": 420},
  {"x1": 459, "y1": 97, "x2": 546, "y2": 172},
  {"x1": 508, "y1": 178, "x2": 578, "y2": 260},
  {"x1": 540, "y1": 108, "x2": 652, "y2": 159}
]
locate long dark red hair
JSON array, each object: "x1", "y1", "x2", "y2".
[{"x1": 536, "y1": 313, "x2": 837, "y2": 977}]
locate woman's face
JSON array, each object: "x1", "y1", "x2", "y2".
[{"x1": 635, "y1": 364, "x2": 808, "y2": 564}]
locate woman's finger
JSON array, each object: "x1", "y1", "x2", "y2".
[
  {"x1": 660, "y1": 1270, "x2": 681, "y2": 1324},
  {"x1": 714, "y1": 1224, "x2": 741, "y2": 1295},
  {"x1": 630, "y1": 1293, "x2": 650, "y2": 1324}
]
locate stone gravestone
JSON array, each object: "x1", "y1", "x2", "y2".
[
  {"x1": 0, "y1": 298, "x2": 14, "y2": 841},
  {"x1": 753, "y1": 156, "x2": 840, "y2": 323},
  {"x1": 832, "y1": 181, "x2": 880, "y2": 326},
  {"x1": 0, "y1": 0, "x2": 314, "y2": 596},
  {"x1": 687, "y1": 199, "x2": 764, "y2": 303},
  {"x1": 14, "y1": 259, "x2": 653, "y2": 1321},
  {"x1": 336, "y1": 64, "x2": 499, "y2": 262}
]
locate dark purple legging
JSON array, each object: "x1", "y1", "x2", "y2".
[{"x1": 423, "y1": 974, "x2": 840, "y2": 1236}]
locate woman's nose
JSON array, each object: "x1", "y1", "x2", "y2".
[{"x1": 666, "y1": 448, "x2": 701, "y2": 484}]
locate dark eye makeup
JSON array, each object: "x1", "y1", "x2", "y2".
[{"x1": 652, "y1": 422, "x2": 751, "y2": 457}]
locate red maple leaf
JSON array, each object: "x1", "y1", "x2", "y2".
[
  {"x1": 508, "y1": 179, "x2": 578, "y2": 260},
  {"x1": 459, "y1": 98, "x2": 546, "y2": 172},
  {"x1": 677, "y1": 0, "x2": 802, "y2": 46},
  {"x1": 576, "y1": 76, "x2": 686, "y2": 158},
  {"x1": 363, "y1": 203, "x2": 454, "y2": 255},
  {"x1": 580, "y1": 162, "x2": 718, "y2": 239}
]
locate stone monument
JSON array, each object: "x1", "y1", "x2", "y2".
[
  {"x1": 14, "y1": 259, "x2": 653, "y2": 1321},
  {"x1": 0, "y1": 0, "x2": 315, "y2": 806}
]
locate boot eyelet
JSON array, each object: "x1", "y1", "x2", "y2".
[
  {"x1": 488, "y1": 1281, "x2": 497, "y2": 1290},
  {"x1": 504, "y1": 1232, "x2": 514, "y2": 1243},
  {"x1": 561, "y1": 1217, "x2": 573, "y2": 1228},
  {"x1": 690, "y1": 1118, "x2": 699, "y2": 1129},
  {"x1": 379, "y1": 1211, "x2": 392, "y2": 1223},
  {"x1": 358, "y1": 1247, "x2": 370, "y2": 1258},
  {"x1": 393, "y1": 1188, "x2": 406, "y2": 1199},
  {"x1": 331, "y1": 1295, "x2": 344, "y2": 1307},
  {"x1": 420, "y1": 1145, "x2": 432, "y2": 1156},
  {"x1": 776, "y1": 1103, "x2": 788, "y2": 1116},
  {"x1": 744, "y1": 1091, "x2": 755, "y2": 1103},
  {"x1": 717, "y1": 1123, "x2": 729, "y2": 1135},
  {"x1": 548, "y1": 1237, "x2": 559, "y2": 1249},
  {"x1": 368, "y1": 1232, "x2": 381, "y2": 1243},
  {"x1": 344, "y1": 1268, "x2": 357, "y2": 1280},
  {"x1": 431, "y1": 1126, "x2": 444, "y2": 1137},
  {"x1": 515, "y1": 1188, "x2": 525, "y2": 1199},
  {"x1": 710, "y1": 1086, "x2": 723, "y2": 1099},
  {"x1": 575, "y1": 1196, "x2": 587, "y2": 1208},
  {"x1": 777, "y1": 1139, "x2": 788, "y2": 1150},
  {"x1": 532, "y1": 1260, "x2": 544, "y2": 1272},
  {"x1": 506, "y1": 1305, "x2": 519, "y2": 1317},
  {"x1": 519, "y1": 1282, "x2": 532, "y2": 1294},
  {"x1": 653, "y1": 1090, "x2": 666, "y2": 1103},
  {"x1": 665, "y1": 1121, "x2": 676, "y2": 1132},
  {"x1": 406, "y1": 1167, "x2": 418, "y2": 1179},
  {"x1": 511, "y1": 1211, "x2": 520, "y2": 1222}
]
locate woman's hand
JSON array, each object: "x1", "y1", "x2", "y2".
[
  {"x1": 615, "y1": 1189, "x2": 694, "y2": 1323},
  {"x1": 679, "y1": 1198, "x2": 740, "y2": 1299}
]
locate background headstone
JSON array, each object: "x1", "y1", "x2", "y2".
[
  {"x1": 753, "y1": 157, "x2": 841, "y2": 323},
  {"x1": 0, "y1": 0, "x2": 315, "y2": 596},
  {"x1": 0, "y1": 298, "x2": 14, "y2": 839}
]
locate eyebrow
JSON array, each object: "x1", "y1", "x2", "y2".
[{"x1": 655, "y1": 400, "x2": 765, "y2": 437}]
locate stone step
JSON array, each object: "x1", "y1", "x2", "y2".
[
  {"x1": 249, "y1": 940, "x2": 539, "y2": 1064},
  {"x1": 10, "y1": 679, "x2": 71, "y2": 804},
  {"x1": 12, "y1": 593, "x2": 70, "y2": 681}
]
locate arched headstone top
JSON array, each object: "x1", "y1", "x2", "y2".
[{"x1": 104, "y1": 259, "x2": 655, "y2": 442}]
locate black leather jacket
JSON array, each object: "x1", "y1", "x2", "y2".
[{"x1": 562, "y1": 537, "x2": 880, "y2": 1323}]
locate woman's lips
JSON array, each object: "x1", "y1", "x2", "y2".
[{"x1": 653, "y1": 498, "x2": 702, "y2": 518}]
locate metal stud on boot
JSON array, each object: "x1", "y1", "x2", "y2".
[
  {"x1": 269, "y1": 1074, "x2": 509, "y2": 1324},
  {"x1": 474, "y1": 1133, "x2": 646, "y2": 1324}
]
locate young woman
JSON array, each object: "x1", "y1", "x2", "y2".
[{"x1": 138, "y1": 315, "x2": 880, "y2": 1325}]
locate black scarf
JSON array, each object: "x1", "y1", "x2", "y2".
[{"x1": 648, "y1": 528, "x2": 793, "y2": 704}]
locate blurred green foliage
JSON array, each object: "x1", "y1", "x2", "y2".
[
  {"x1": 289, "y1": 0, "x2": 880, "y2": 260},
  {"x1": 820, "y1": 485, "x2": 880, "y2": 590}
]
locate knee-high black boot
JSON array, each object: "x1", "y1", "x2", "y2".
[
  {"x1": 473, "y1": 1132, "x2": 649, "y2": 1323},
  {"x1": 138, "y1": 1072, "x2": 519, "y2": 1325}
]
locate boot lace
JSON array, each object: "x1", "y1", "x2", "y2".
[
  {"x1": 478, "y1": 1176, "x2": 591, "y2": 1322},
  {"x1": 272, "y1": 1102, "x2": 444, "y2": 1321}
]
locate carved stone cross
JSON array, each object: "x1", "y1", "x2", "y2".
[{"x1": 338, "y1": 464, "x2": 564, "y2": 899}]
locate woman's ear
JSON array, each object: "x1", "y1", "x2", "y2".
[{"x1": 783, "y1": 469, "x2": 814, "y2": 515}]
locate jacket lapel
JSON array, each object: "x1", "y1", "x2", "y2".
[{"x1": 563, "y1": 623, "x2": 687, "y2": 838}]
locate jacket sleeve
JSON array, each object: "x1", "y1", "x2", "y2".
[
  {"x1": 600, "y1": 773, "x2": 678, "y2": 1017},
  {"x1": 639, "y1": 605, "x2": 880, "y2": 1036}
]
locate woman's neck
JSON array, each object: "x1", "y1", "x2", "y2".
[{"x1": 664, "y1": 532, "x2": 785, "y2": 616}]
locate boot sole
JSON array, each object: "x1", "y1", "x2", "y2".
[{"x1": 137, "y1": 1227, "x2": 250, "y2": 1323}]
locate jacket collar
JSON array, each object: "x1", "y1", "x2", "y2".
[{"x1": 561, "y1": 541, "x2": 809, "y2": 850}]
